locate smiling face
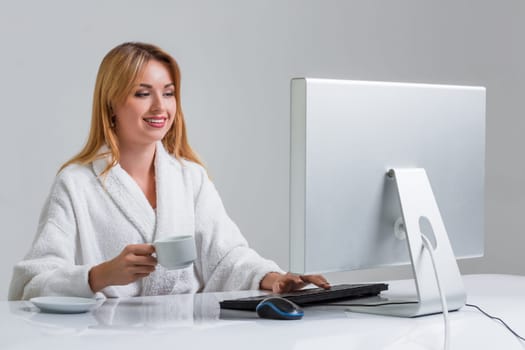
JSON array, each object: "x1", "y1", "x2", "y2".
[{"x1": 112, "y1": 59, "x2": 176, "y2": 149}]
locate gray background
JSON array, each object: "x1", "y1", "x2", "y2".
[{"x1": 0, "y1": 0, "x2": 523, "y2": 300}]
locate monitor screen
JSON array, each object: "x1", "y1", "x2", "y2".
[{"x1": 290, "y1": 78, "x2": 485, "y2": 275}]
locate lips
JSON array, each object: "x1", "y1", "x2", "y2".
[{"x1": 143, "y1": 116, "x2": 167, "y2": 128}]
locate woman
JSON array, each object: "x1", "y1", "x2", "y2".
[{"x1": 9, "y1": 42, "x2": 329, "y2": 300}]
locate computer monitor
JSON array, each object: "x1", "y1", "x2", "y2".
[{"x1": 289, "y1": 78, "x2": 485, "y2": 316}]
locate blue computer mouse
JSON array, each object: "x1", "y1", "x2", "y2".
[{"x1": 256, "y1": 297, "x2": 304, "y2": 320}]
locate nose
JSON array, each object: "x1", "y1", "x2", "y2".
[{"x1": 150, "y1": 92, "x2": 165, "y2": 114}]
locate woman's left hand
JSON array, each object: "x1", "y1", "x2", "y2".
[{"x1": 260, "y1": 272, "x2": 331, "y2": 293}]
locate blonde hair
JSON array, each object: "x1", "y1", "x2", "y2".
[{"x1": 60, "y1": 42, "x2": 203, "y2": 176}]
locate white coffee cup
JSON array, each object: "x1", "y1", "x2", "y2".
[{"x1": 153, "y1": 235, "x2": 197, "y2": 270}]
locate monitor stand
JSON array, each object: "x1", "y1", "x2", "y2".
[{"x1": 347, "y1": 168, "x2": 466, "y2": 317}]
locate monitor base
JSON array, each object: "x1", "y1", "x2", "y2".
[{"x1": 349, "y1": 168, "x2": 467, "y2": 317}]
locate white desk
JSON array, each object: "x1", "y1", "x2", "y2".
[{"x1": 1, "y1": 274, "x2": 524, "y2": 350}]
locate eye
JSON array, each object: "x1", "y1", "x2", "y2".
[
  {"x1": 134, "y1": 91, "x2": 150, "y2": 98},
  {"x1": 164, "y1": 91, "x2": 175, "y2": 97}
]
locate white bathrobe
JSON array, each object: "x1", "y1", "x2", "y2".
[{"x1": 9, "y1": 142, "x2": 283, "y2": 300}]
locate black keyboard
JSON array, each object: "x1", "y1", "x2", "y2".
[{"x1": 219, "y1": 283, "x2": 388, "y2": 311}]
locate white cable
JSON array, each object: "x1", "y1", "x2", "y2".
[{"x1": 421, "y1": 234, "x2": 450, "y2": 350}]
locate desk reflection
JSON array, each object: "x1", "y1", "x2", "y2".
[
  {"x1": 92, "y1": 292, "x2": 221, "y2": 328},
  {"x1": 10, "y1": 292, "x2": 231, "y2": 332}
]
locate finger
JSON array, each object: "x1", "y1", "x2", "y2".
[
  {"x1": 287, "y1": 273, "x2": 308, "y2": 291},
  {"x1": 274, "y1": 276, "x2": 306, "y2": 293},
  {"x1": 274, "y1": 279, "x2": 295, "y2": 294},
  {"x1": 285, "y1": 273, "x2": 305, "y2": 285},
  {"x1": 125, "y1": 244, "x2": 155, "y2": 255},
  {"x1": 131, "y1": 255, "x2": 158, "y2": 266},
  {"x1": 300, "y1": 274, "x2": 329, "y2": 285},
  {"x1": 301, "y1": 275, "x2": 331, "y2": 289},
  {"x1": 273, "y1": 280, "x2": 285, "y2": 294}
]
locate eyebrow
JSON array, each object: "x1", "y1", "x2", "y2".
[{"x1": 138, "y1": 83, "x2": 175, "y2": 89}]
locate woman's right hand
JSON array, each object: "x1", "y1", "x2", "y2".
[{"x1": 88, "y1": 244, "x2": 157, "y2": 293}]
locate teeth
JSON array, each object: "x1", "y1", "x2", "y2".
[{"x1": 144, "y1": 119, "x2": 164, "y2": 124}]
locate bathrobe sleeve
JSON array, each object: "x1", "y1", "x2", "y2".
[
  {"x1": 191, "y1": 165, "x2": 285, "y2": 292},
  {"x1": 8, "y1": 171, "x2": 95, "y2": 300}
]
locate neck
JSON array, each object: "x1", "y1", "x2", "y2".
[{"x1": 118, "y1": 142, "x2": 157, "y2": 179}]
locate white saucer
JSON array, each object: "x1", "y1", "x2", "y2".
[{"x1": 30, "y1": 296, "x2": 98, "y2": 314}]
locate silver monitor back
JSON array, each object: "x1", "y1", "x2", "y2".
[{"x1": 290, "y1": 78, "x2": 485, "y2": 274}]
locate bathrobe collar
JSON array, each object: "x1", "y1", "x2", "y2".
[{"x1": 92, "y1": 142, "x2": 183, "y2": 243}]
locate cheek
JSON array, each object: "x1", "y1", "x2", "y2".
[
  {"x1": 116, "y1": 101, "x2": 144, "y2": 120},
  {"x1": 169, "y1": 100, "x2": 177, "y2": 115}
]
